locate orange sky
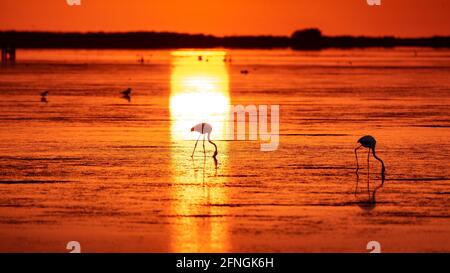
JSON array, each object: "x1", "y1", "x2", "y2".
[{"x1": 0, "y1": 0, "x2": 449, "y2": 37}]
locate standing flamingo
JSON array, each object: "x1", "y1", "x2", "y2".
[
  {"x1": 190, "y1": 123, "x2": 218, "y2": 158},
  {"x1": 355, "y1": 135, "x2": 385, "y2": 182}
]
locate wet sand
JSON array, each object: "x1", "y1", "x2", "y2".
[{"x1": 0, "y1": 48, "x2": 449, "y2": 252}]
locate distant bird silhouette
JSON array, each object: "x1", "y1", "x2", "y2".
[
  {"x1": 121, "y1": 88, "x2": 132, "y2": 96},
  {"x1": 40, "y1": 91, "x2": 49, "y2": 103},
  {"x1": 190, "y1": 123, "x2": 218, "y2": 158},
  {"x1": 198, "y1": 56, "x2": 203, "y2": 61},
  {"x1": 240, "y1": 69, "x2": 249, "y2": 74},
  {"x1": 355, "y1": 135, "x2": 385, "y2": 181},
  {"x1": 121, "y1": 88, "x2": 132, "y2": 102},
  {"x1": 224, "y1": 56, "x2": 232, "y2": 63}
]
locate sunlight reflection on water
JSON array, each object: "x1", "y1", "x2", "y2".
[{"x1": 169, "y1": 50, "x2": 231, "y2": 252}]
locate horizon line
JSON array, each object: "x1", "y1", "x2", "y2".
[{"x1": 1, "y1": 29, "x2": 449, "y2": 39}]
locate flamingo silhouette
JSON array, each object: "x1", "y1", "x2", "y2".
[
  {"x1": 355, "y1": 135, "x2": 385, "y2": 182},
  {"x1": 190, "y1": 123, "x2": 218, "y2": 158}
]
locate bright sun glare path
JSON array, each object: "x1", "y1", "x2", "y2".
[
  {"x1": 169, "y1": 51, "x2": 231, "y2": 252},
  {"x1": 170, "y1": 51, "x2": 230, "y2": 141}
]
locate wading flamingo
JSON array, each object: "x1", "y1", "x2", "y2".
[
  {"x1": 355, "y1": 135, "x2": 385, "y2": 182},
  {"x1": 190, "y1": 123, "x2": 218, "y2": 158}
]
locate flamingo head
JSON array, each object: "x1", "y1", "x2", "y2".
[{"x1": 190, "y1": 127, "x2": 195, "y2": 132}]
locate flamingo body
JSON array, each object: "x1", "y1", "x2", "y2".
[
  {"x1": 357, "y1": 135, "x2": 376, "y2": 149},
  {"x1": 191, "y1": 122, "x2": 212, "y2": 134}
]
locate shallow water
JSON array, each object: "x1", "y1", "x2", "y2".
[{"x1": 0, "y1": 48, "x2": 449, "y2": 252}]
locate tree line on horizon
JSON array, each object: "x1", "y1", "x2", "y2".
[{"x1": 0, "y1": 29, "x2": 449, "y2": 49}]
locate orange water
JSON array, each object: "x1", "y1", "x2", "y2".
[{"x1": 0, "y1": 48, "x2": 449, "y2": 252}]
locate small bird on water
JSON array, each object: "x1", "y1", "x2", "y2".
[
  {"x1": 354, "y1": 135, "x2": 386, "y2": 181},
  {"x1": 121, "y1": 88, "x2": 132, "y2": 96},
  {"x1": 40, "y1": 90, "x2": 49, "y2": 103},
  {"x1": 121, "y1": 88, "x2": 132, "y2": 102}
]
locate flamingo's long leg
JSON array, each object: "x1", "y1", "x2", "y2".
[
  {"x1": 191, "y1": 134, "x2": 201, "y2": 157},
  {"x1": 367, "y1": 148, "x2": 370, "y2": 195},
  {"x1": 202, "y1": 134, "x2": 206, "y2": 154},
  {"x1": 202, "y1": 153, "x2": 206, "y2": 185},
  {"x1": 354, "y1": 145, "x2": 361, "y2": 172}
]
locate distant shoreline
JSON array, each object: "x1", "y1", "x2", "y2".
[{"x1": 1, "y1": 29, "x2": 449, "y2": 50}]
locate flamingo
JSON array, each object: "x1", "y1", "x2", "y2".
[
  {"x1": 190, "y1": 123, "x2": 218, "y2": 158},
  {"x1": 355, "y1": 135, "x2": 385, "y2": 182}
]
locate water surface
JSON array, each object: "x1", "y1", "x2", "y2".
[{"x1": 0, "y1": 48, "x2": 449, "y2": 252}]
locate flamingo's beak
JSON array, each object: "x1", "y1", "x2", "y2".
[{"x1": 190, "y1": 127, "x2": 194, "y2": 132}]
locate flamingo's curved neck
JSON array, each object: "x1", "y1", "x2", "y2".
[
  {"x1": 207, "y1": 132, "x2": 218, "y2": 157},
  {"x1": 372, "y1": 148, "x2": 385, "y2": 179}
]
